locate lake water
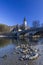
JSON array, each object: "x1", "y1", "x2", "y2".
[{"x1": 0, "y1": 38, "x2": 43, "y2": 65}]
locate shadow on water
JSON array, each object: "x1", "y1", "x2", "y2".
[{"x1": 10, "y1": 37, "x2": 40, "y2": 47}]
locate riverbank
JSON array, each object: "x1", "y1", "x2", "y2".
[{"x1": 0, "y1": 38, "x2": 43, "y2": 65}]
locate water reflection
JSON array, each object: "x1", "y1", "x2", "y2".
[
  {"x1": 0, "y1": 38, "x2": 43, "y2": 49},
  {"x1": 0, "y1": 38, "x2": 11, "y2": 47}
]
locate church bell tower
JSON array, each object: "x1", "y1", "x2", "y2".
[{"x1": 23, "y1": 18, "x2": 27, "y2": 30}]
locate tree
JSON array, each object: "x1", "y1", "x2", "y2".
[
  {"x1": 32, "y1": 20, "x2": 40, "y2": 28},
  {"x1": 16, "y1": 24, "x2": 19, "y2": 31},
  {"x1": 41, "y1": 23, "x2": 43, "y2": 27}
]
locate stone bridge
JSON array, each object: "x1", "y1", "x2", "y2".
[{"x1": 11, "y1": 27, "x2": 43, "y2": 36}]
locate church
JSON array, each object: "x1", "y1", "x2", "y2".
[{"x1": 11, "y1": 18, "x2": 29, "y2": 32}]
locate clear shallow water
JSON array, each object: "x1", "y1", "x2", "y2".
[{"x1": 0, "y1": 38, "x2": 43, "y2": 65}]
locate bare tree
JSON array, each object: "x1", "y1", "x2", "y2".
[
  {"x1": 41, "y1": 23, "x2": 43, "y2": 27},
  {"x1": 32, "y1": 20, "x2": 40, "y2": 28}
]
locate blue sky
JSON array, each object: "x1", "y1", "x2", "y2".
[{"x1": 0, "y1": 0, "x2": 43, "y2": 26}]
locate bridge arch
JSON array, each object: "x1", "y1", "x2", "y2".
[{"x1": 34, "y1": 30, "x2": 43, "y2": 36}]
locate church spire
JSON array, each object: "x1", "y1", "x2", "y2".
[{"x1": 24, "y1": 17, "x2": 26, "y2": 21}]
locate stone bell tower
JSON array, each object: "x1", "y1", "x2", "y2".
[{"x1": 23, "y1": 18, "x2": 27, "y2": 30}]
